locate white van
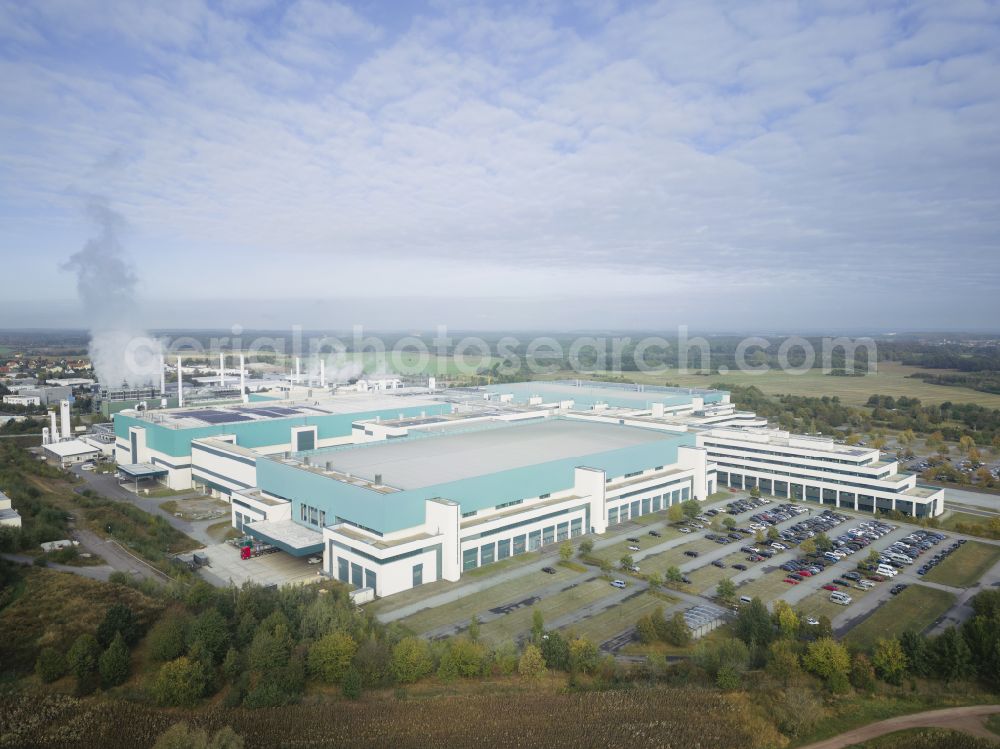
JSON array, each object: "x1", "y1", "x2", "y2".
[
  {"x1": 876, "y1": 565, "x2": 898, "y2": 577},
  {"x1": 739, "y1": 595, "x2": 753, "y2": 604},
  {"x1": 889, "y1": 553, "x2": 912, "y2": 565},
  {"x1": 830, "y1": 591, "x2": 853, "y2": 605}
]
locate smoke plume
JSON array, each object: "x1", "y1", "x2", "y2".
[{"x1": 62, "y1": 197, "x2": 160, "y2": 387}]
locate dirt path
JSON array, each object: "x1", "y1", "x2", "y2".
[{"x1": 799, "y1": 704, "x2": 1000, "y2": 749}]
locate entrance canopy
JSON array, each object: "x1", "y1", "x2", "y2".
[
  {"x1": 245, "y1": 520, "x2": 324, "y2": 556},
  {"x1": 118, "y1": 463, "x2": 168, "y2": 480}
]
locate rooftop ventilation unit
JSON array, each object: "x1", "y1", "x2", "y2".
[{"x1": 374, "y1": 473, "x2": 382, "y2": 485}]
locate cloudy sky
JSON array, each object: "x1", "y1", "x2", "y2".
[{"x1": 1, "y1": 0, "x2": 999, "y2": 332}]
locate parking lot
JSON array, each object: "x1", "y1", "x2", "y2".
[{"x1": 367, "y1": 489, "x2": 1000, "y2": 652}]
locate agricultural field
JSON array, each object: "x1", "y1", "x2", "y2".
[
  {"x1": 477, "y1": 578, "x2": 616, "y2": 645},
  {"x1": 559, "y1": 590, "x2": 678, "y2": 645},
  {"x1": 396, "y1": 566, "x2": 582, "y2": 636},
  {"x1": 0, "y1": 684, "x2": 785, "y2": 749},
  {"x1": 538, "y1": 361, "x2": 1000, "y2": 409},
  {"x1": 922, "y1": 541, "x2": 1000, "y2": 588},
  {"x1": 846, "y1": 585, "x2": 957, "y2": 650}
]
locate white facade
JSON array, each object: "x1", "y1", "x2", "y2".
[
  {"x1": 0, "y1": 490, "x2": 21, "y2": 528},
  {"x1": 43, "y1": 439, "x2": 99, "y2": 467},
  {"x1": 697, "y1": 428, "x2": 944, "y2": 517},
  {"x1": 2, "y1": 394, "x2": 40, "y2": 406}
]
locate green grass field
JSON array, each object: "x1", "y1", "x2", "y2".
[
  {"x1": 846, "y1": 585, "x2": 956, "y2": 650},
  {"x1": 794, "y1": 583, "x2": 876, "y2": 623},
  {"x1": 538, "y1": 361, "x2": 1000, "y2": 409},
  {"x1": 936, "y1": 510, "x2": 1000, "y2": 540},
  {"x1": 685, "y1": 553, "x2": 748, "y2": 594},
  {"x1": 397, "y1": 566, "x2": 583, "y2": 636},
  {"x1": 734, "y1": 566, "x2": 799, "y2": 603},
  {"x1": 477, "y1": 578, "x2": 614, "y2": 645},
  {"x1": 560, "y1": 590, "x2": 678, "y2": 644},
  {"x1": 641, "y1": 537, "x2": 722, "y2": 577},
  {"x1": 922, "y1": 541, "x2": 1000, "y2": 588}
]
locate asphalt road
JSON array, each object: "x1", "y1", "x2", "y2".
[{"x1": 69, "y1": 465, "x2": 220, "y2": 546}]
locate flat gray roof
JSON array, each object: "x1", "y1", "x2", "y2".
[{"x1": 316, "y1": 418, "x2": 671, "y2": 490}]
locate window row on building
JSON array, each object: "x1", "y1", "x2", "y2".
[
  {"x1": 461, "y1": 516, "x2": 584, "y2": 571},
  {"x1": 712, "y1": 460, "x2": 906, "y2": 493},
  {"x1": 607, "y1": 485, "x2": 690, "y2": 526}
]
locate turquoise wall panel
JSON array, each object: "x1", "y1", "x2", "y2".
[{"x1": 113, "y1": 403, "x2": 451, "y2": 457}]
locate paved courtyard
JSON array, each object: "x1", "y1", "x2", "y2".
[{"x1": 197, "y1": 542, "x2": 324, "y2": 587}]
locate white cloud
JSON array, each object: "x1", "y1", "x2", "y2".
[{"x1": 0, "y1": 0, "x2": 998, "y2": 329}]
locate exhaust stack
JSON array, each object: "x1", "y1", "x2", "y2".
[
  {"x1": 176, "y1": 356, "x2": 184, "y2": 407},
  {"x1": 240, "y1": 353, "x2": 247, "y2": 403},
  {"x1": 60, "y1": 399, "x2": 71, "y2": 440}
]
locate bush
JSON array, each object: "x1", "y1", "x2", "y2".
[
  {"x1": 568, "y1": 637, "x2": 599, "y2": 675},
  {"x1": 188, "y1": 607, "x2": 230, "y2": 664},
  {"x1": 391, "y1": 636, "x2": 434, "y2": 684},
  {"x1": 152, "y1": 657, "x2": 206, "y2": 707},
  {"x1": 99, "y1": 632, "x2": 130, "y2": 688},
  {"x1": 147, "y1": 611, "x2": 189, "y2": 662},
  {"x1": 518, "y1": 644, "x2": 547, "y2": 680},
  {"x1": 850, "y1": 653, "x2": 876, "y2": 692},
  {"x1": 67, "y1": 633, "x2": 101, "y2": 680},
  {"x1": 97, "y1": 603, "x2": 140, "y2": 647},
  {"x1": 342, "y1": 667, "x2": 362, "y2": 700},
  {"x1": 308, "y1": 631, "x2": 357, "y2": 683},
  {"x1": 153, "y1": 722, "x2": 245, "y2": 749},
  {"x1": 35, "y1": 647, "x2": 66, "y2": 683}
]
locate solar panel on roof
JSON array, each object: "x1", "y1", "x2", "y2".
[{"x1": 186, "y1": 410, "x2": 253, "y2": 424}]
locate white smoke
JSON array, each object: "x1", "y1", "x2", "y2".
[
  {"x1": 62, "y1": 197, "x2": 161, "y2": 387},
  {"x1": 303, "y1": 355, "x2": 365, "y2": 384}
]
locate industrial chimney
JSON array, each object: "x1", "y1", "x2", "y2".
[
  {"x1": 240, "y1": 353, "x2": 248, "y2": 403},
  {"x1": 60, "y1": 399, "x2": 71, "y2": 440},
  {"x1": 176, "y1": 356, "x2": 184, "y2": 407}
]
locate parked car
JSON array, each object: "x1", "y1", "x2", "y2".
[
  {"x1": 684, "y1": 550, "x2": 699, "y2": 558},
  {"x1": 541, "y1": 566, "x2": 557, "y2": 574},
  {"x1": 611, "y1": 580, "x2": 627, "y2": 589}
]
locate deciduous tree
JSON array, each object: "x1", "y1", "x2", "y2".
[
  {"x1": 308, "y1": 631, "x2": 357, "y2": 683},
  {"x1": 872, "y1": 637, "x2": 907, "y2": 685},
  {"x1": 518, "y1": 644, "x2": 546, "y2": 679}
]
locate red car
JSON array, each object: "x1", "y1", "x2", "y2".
[
  {"x1": 783, "y1": 578, "x2": 800, "y2": 585},
  {"x1": 797, "y1": 570, "x2": 813, "y2": 577},
  {"x1": 822, "y1": 584, "x2": 839, "y2": 591}
]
